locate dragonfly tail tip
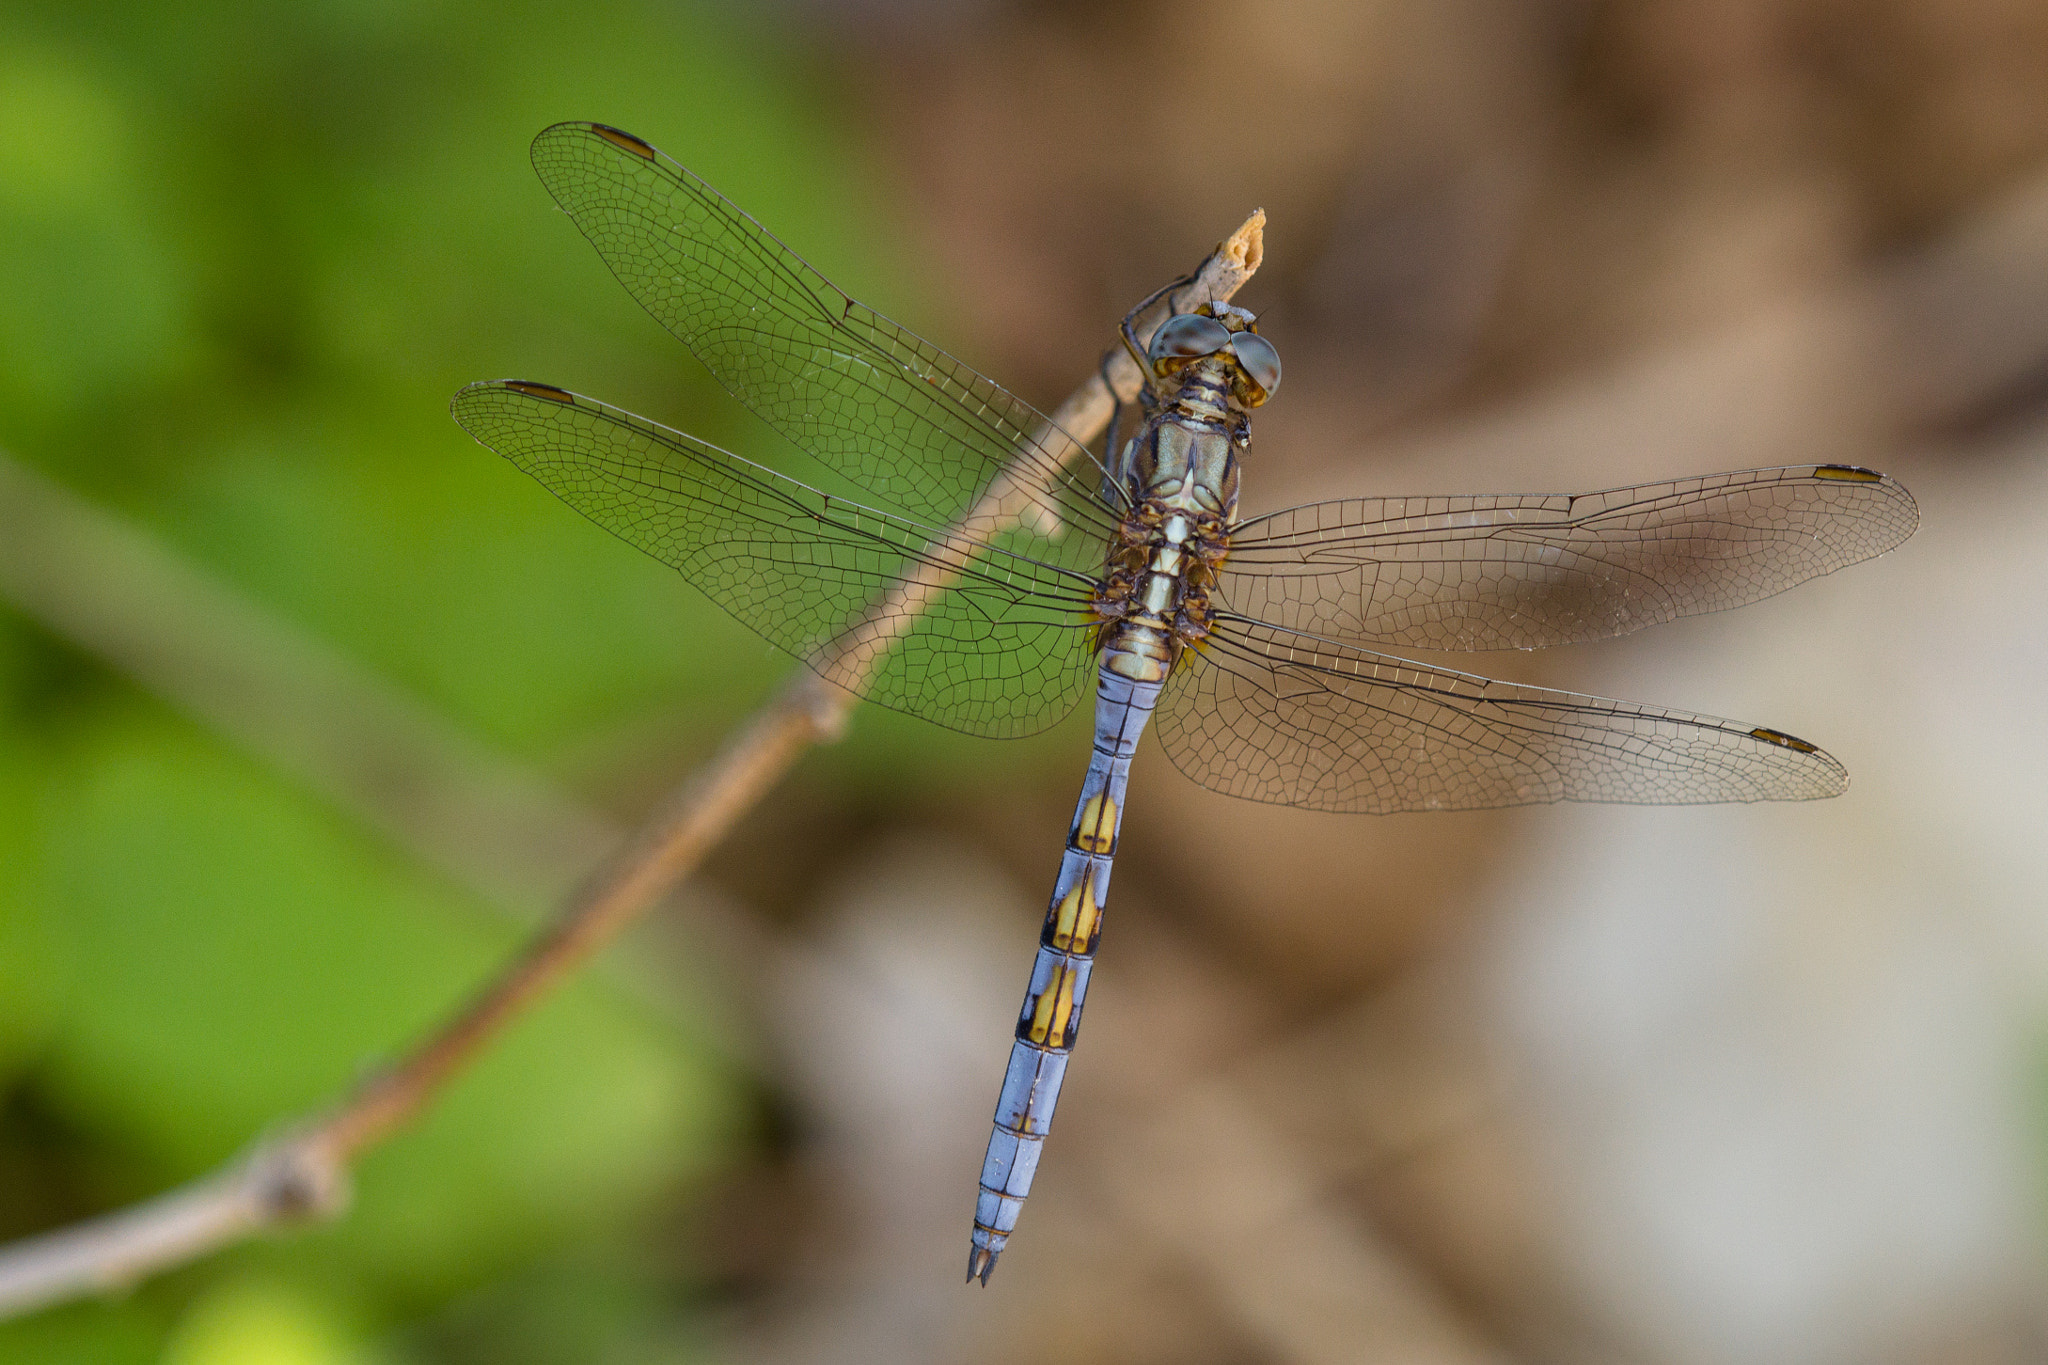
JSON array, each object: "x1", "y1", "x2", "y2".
[{"x1": 966, "y1": 1244, "x2": 998, "y2": 1285}]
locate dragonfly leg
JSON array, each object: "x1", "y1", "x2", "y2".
[
  {"x1": 969, "y1": 668, "x2": 1160, "y2": 1284},
  {"x1": 1116, "y1": 268, "x2": 1199, "y2": 391},
  {"x1": 1098, "y1": 350, "x2": 1137, "y2": 501},
  {"x1": 1098, "y1": 350, "x2": 1123, "y2": 455}
]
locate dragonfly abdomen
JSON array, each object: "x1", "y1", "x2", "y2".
[{"x1": 969, "y1": 666, "x2": 1160, "y2": 1285}]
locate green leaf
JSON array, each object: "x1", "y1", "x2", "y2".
[{"x1": 34, "y1": 714, "x2": 740, "y2": 1299}]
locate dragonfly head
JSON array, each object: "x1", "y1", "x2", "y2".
[{"x1": 1146, "y1": 302, "x2": 1282, "y2": 408}]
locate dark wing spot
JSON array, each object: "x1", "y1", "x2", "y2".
[
  {"x1": 1749, "y1": 726, "x2": 1820, "y2": 753},
  {"x1": 590, "y1": 124, "x2": 657, "y2": 159},
  {"x1": 1813, "y1": 465, "x2": 1883, "y2": 482},
  {"x1": 505, "y1": 380, "x2": 576, "y2": 403}
]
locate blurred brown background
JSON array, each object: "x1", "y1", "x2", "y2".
[
  {"x1": 748, "y1": 2, "x2": 2048, "y2": 1362},
  {"x1": 3, "y1": 1, "x2": 2048, "y2": 1362}
]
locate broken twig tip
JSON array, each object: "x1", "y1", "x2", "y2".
[{"x1": 1223, "y1": 209, "x2": 1265, "y2": 277}]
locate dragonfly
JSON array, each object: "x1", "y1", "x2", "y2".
[{"x1": 451, "y1": 122, "x2": 1919, "y2": 1286}]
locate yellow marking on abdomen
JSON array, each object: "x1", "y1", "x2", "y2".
[
  {"x1": 1049, "y1": 877, "x2": 1101, "y2": 952},
  {"x1": 1046, "y1": 966, "x2": 1079, "y2": 1044},
  {"x1": 1073, "y1": 794, "x2": 1117, "y2": 853},
  {"x1": 1025, "y1": 961, "x2": 1080, "y2": 1045},
  {"x1": 1026, "y1": 978, "x2": 1057, "y2": 1044}
]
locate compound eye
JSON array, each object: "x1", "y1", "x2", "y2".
[
  {"x1": 1148, "y1": 313, "x2": 1232, "y2": 370},
  {"x1": 1229, "y1": 331, "x2": 1282, "y2": 401}
]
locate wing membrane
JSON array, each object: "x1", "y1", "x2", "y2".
[
  {"x1": 527, "y1": 121, "x2": 1119, "y2": 540},
  {"x1": 1156, "y1": 615, "x2": 1846, "y2": 813},
  {"x1": 1222, "y1": 465, "x2": 1918, "y2": 651},
  {"x1": 452, "y1": 380, "x2": 1101, "y2": 739}
]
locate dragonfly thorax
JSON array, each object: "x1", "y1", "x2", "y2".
[{"x1": 1094, "y1": 402, "x2": 1240, "y2": 683}]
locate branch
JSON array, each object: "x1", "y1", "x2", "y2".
[{"x1": 0, "y1": 211, "x2": 1266, "y2": 1319}]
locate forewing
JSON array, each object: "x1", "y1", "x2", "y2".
[
  {"x1": 1222, "y1": 465, "x2": 1917, "y2": 651},
  {"x1": 452, "y1": 380, "x2": 1101, "y2": 739},
  {"x1": 527, "y1": 121, "x2": 1119, "y2": 539},
  {"x1": 1156, "y1": 616, "x2": 1846, "y2": 813}
]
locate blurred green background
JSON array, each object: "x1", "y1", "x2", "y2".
[{"x1": 0, "y1": 2, "x2": 965, "y2": 1360}]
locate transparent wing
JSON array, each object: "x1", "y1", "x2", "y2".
[
  {"x1": 1156, "y1": 616, "x2": 1846, "y2": 813},
  {"x1": 452, "y1": 380, "x2": 1101, "y2": 740},
  {"x1": 528, "y1": 121, "x2": 1120, "y2": 540},
  {"x1": 1221, "y1": 465, "x2": 1918, "y2": 651}
]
